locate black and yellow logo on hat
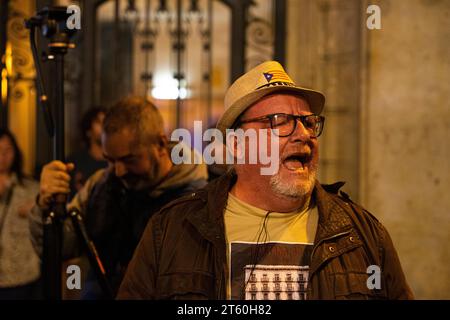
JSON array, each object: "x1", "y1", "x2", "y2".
[
  {"x1": 257, "y1": 70, "x2": 295, "y2": 90},
  {"x1": 263, "y1": 70, "x2": 294, "y2": 84}
]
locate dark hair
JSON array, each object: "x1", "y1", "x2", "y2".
[
  {"x1": 0, "y1": 128, "x2": 24, "y2": 183},
  {"x1": 103, "y1": 96, "x2": 164, "y2": 146},
  {"x1": 80, "y1": 106, "x2": 107, "y2": 146}
]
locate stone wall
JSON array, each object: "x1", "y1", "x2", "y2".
[
  {"x1": 361, "y1": 0, "x2": 450, "y2": 299},
  {"x1": 287, "y1": 0, "x2": 450, "y2": 299},
  {"x1": 287, "y1": 0, "x2": 362, "y2": 201}
]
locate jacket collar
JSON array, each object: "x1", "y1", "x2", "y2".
[
  {"x1": 313, "y1": 181, "x2": 354, "y2": 240},
  {"x1": 188, "y1": 171, "x2": 353, "y2": 244},
  {"x1": 186, "y1": 170, "x2": 234, "y2": 247}
]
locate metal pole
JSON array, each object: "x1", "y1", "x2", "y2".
[
  {"x1": 220, "y1": 0, "x2": 252, "y2": 82},
  {"x1": 144, "y1": 0, "x2": 151, "y2": 96},
  {"x1": 113, "y1": 0, "x2": 120, "y2": 102},
  {"x1": 273, "y1": 0, "x2": 286, "y2": 65},
  {"x1": 53, "y1": 54, "x2": 65, "y2": 161},
  {"x1": 176, "y1": 0, "x2": 182, "y2": 129},
  {"x1": 44, "y1": 52, "x2": 65, "y2": 300},
  {"x1": 207, "y1": 0, "x2": 212, "y2": 127},
  {"x1": 43, "y1": 214, "x2": 62, "y2": 300},
  {"x1": 81, "y1": 0, "x2": 97, "y2": 111}
]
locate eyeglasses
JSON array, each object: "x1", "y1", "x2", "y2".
[{"x1": 239, "y1": 113, "x2": 325, "y2": 137}]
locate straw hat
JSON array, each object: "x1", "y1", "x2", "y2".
[{"x1": 216, "y1": 61, "x2": 325, "y2": 135}]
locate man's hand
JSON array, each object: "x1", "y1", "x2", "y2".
[{"x1": 38, "y1": 161, "x2": 75, "y2": 210}]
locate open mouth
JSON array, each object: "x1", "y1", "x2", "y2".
[{"x1": 282, "y1": 153, "x2": 312, "y2": 171}]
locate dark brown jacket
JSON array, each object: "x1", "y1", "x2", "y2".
[{"x1": 117, "y1": 172, "x2": 414, "y2": 300}]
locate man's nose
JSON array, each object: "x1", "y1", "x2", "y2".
[
  {"x1": 289, "y1": 118, "x2": 311, "y2": 142},
  {"x1": 114, "y1": 162, "x2": 127, "y2": 177}
]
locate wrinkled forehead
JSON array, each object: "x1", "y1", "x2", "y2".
[{"x1": 242, "y1": 93, "x2": 312, "y2": 119}]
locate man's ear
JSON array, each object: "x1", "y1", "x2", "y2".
[{"x1": 156, "y1": 134, "x2": 169, "y2": 153}]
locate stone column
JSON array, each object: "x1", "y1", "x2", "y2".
[
  {"x1": 361, "y1": 0, "x2": 450, "y2": 299},
  {"x1": 287, "y1": 0, "x2": 362, "y2": 201},
  {"x1": 7, "y1": 0, "x2": 37, "y2": 176}
]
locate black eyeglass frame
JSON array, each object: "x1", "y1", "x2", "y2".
[{"x1": 238, "y1": 113, "x2": 325, "y2": 138}]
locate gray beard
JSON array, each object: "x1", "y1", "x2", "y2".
[
  {"x1": 269, "y1": 167, "x2": 317, "y2": 198},
  {"x1": 119, "y1": 150, "x2": 161, "y2": 192}
]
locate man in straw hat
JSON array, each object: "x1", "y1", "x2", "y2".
[{"x1": 118, "y1": 61, "x2": 413, "y2": 300}]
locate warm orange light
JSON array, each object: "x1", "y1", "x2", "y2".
[
  {"x1": 5, "y1": 42, "x2": 12, "y2": 75},
  {"x1": 1, "y1": 68, "x2": 7, "y2": 105},
  {"x1": 5, "y1": 42, "x2": 12, "y2": 76},
  {"x1": 1, "y1": 43, "x2": 12, "y2": 105}
]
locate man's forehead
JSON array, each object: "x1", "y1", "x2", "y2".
[
  {"x1": 102, "y1": 126, "x2": 136, "y2": 140},
  {"x1": 242, "y1": 93, "x2": 312, "y2": 118},
  {"x1": 102, "y1": 127, "x2": 138, "y2": 155}
]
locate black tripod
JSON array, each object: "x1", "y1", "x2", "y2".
[{"x1": 25, "y1": 6, "x2": 113, "y2": 300}]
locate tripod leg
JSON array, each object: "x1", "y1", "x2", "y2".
[
  {"x1": 68, "y1": 209, "x2": 114, "y2": 299},
  {"x1": 42, "y1": 212, "x2": 63, "y2": 300}
]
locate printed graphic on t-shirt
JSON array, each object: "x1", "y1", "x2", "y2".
[{"x1": 230, "y1": 242, "x2": 313, "y2": 300}]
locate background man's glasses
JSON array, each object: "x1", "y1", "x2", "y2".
[{"x1": 239, "y1": 113, "x2": 325, "y2": 137}]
